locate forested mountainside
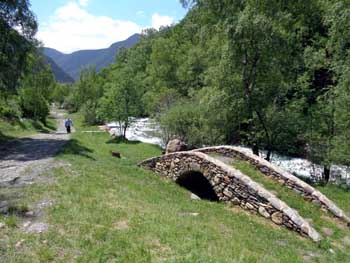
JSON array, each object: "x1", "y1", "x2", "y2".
[
  {"x1": 43, "y1": 55, "x2": 74, "y2": 83},
  {"x1": 64, "y1": 0, "x2": 350, "y2": 177},
  {"x1": 44, "y1": 34, "x2": 141, "y2": 80}
]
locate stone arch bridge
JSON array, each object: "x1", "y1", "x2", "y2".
[{"x1": 139, "y1": 146, "x2": 350, "y2": 242}]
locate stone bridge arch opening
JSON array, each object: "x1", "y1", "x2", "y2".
[{"x1": 176, "y1": 171, "x2": 219, "y2": 201}]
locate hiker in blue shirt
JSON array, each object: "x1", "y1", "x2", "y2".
[{"x1": 65, "y1": 118, "x2": 73, "y2": 133}]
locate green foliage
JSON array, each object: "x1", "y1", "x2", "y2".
[
  {"x1": 159, "y1": 88, "x2": 231, "y2": 146},
  {"x1": 80, "y1": 100, "x2": 99, "y2": 126},
  {"x1": 98, "y1": 68, "x2": 141, "y2": 137},
  {"x1": 4, "y1": 216, "x2": 18, "y2": 228},
  {"x1": 64, "y1": 0, "x2": 350, "y2": 171},
  {"x1": 0, "y1": 95, "x2": 21, "y2": 119},
  {"x1": 0, "y1": 1, "x2": 58, "y2": 129},
  {"x1": 51, "y1": 83, "x2": 71, "y2": 106},
  {"x1": 331, "y1": 76, "x2": 350, "y2": 166},
  {"x1": 18, "y1": 53, "x2": 55, "y2": 123},
  {"x1": 160, "y1": 100, "x2": 201, "y2": 145},
  {"x1": 19, "y1": 87, "x2": 49, "y2": 122},
  {"x1": 64, "y1": 66, "x2": 104, "y2": 124},
  {"x1": 0, "y1": 0, "x2": 38, "y2": 92}
]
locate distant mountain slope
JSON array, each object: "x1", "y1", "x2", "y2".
[
  {"x1": 44, "y1": 34, "x2": 141, "y2": 80},
  {"x1": 43, "y1": 55, "x2": 74, "y2": 83}
]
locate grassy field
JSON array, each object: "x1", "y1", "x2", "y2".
[
  {"x1": 0, "y1": 116, "x2": 56, "y2": 143},
  {"x1": 1, "y1": 118, "x2": 350, "y2": 262}
]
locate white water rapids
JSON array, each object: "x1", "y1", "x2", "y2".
[{"x1": 107, "y1": 118, "x2": 349, "y2": 183}]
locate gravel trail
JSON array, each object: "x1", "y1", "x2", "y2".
[{"x1": 0, "y1": 111, "x2": 70, "y2": 187}]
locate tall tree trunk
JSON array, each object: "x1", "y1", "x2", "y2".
[
  {"x1": 266, "y1": 148, "x2": 272, "y2": 162},
  {"x1": 123, "y1": 122, "x2": 128, "y2": 139},
  {"x1": 324, "y1": 165, "x2": 330, "y2": 184},
  {"x1": 252, "y1": 144, "x2": 259, "y2": 156}
]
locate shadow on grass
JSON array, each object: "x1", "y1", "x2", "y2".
[
  {"x1": 106, "y1": 137, "x2": 142, "y2": 145},
  {"x1": 0, "y1": 131, "x2": 14, "y2": 144},
  {"x1": 57, "y1": 139, "x2": 96, "y2": 160},
  {"x1": 31, "y1": 119, "x2": 56, "y2": 133},
  {"x1": 0, "y1": 117, "x2": 56, "y2": 144},
  {"x1": 0, "y1": 137, "x2": 69, "y2": 161}
]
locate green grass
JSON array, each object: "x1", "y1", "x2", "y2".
[
  {"x1": 317, "y1": 185, "x2": 350, "y2": 214},
  {"x1": 0, "y1": 116, "x2": 56, "y2": 143},
  {"x1": 1, "y1": 118, "x2": 350, "y2": 262},
  {"x1": 232, "y1": 161, "x2": 350, "y2": 251}
]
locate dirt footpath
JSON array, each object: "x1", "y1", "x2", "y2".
[
  {"x1": 0, "y1": 111, "x2": 73, "y2": 234},
  {"x1": 0, "y1": 111, "x2": 70, "y2": 187}
]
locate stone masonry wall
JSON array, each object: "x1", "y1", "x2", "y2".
[
  {"x1": 193, "y1": 146, "x2": 350, "y2": 226},
  {"x1": 139, "y1": 151, "x2": 321, "y2": 242}
]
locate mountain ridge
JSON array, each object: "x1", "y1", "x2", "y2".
[
  {"x1": 43, "y1": 55, "x2": 74, "y2": 83},
  {"x1": 44, "y1": 33, "x2": 141, "y2": 81}
]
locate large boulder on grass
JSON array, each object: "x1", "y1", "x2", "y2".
[{"x1": 166, "y1": 139, "x2": 187, "y2": 154}]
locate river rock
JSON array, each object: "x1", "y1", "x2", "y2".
[{"x1": 166, "y1": 139, "x2": 187, "y2": 154}]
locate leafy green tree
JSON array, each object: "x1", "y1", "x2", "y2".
[
  {"x1": 19, "y1": 53, "x2": 55, "y2": 123},
  {"x1": 51, "y1": 83, "x2": 71, "y2": 106},
  {"x1": 325, "y1": 1, "x2": 350, "y2": 167},
  {"x1": 68, "y1": 66, "x2": 104, "y2": 124},
  {"x1": 98, "y1": 68, "x2": 141, "y2": 138},
  {"x1": 332, "y1": 81, "x2": 350, "y2": 166},
  {"x1": 0, "y1": 0, "x2": 37, "y2": 92}
]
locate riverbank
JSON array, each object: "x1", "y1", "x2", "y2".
[{"x1": 106, "y1": 119, "x2": 349, "y2": 183}]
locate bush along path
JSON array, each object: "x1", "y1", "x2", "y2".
[{"x1": 0, "y1": 110, "x2": 71, "y2": 234}]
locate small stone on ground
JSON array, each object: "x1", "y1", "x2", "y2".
[
  {"x1": 113, "y1": 220, "x2": 129, "y2": 230},
  {"x1": 342, "y1": 236, "x2": 350, "y2": 246},
  {"x1": 190, "y1": 193, "x2": 201, "y2": 200},
  {"x1": 179, "y1": 212, "x2": 199, "y2": 217},
  {"x1": 321, "y1": 227, "x2": 334, "y2": 237},
  {"x1": 24, "y1": 222, "x2": 49, "y2": 234}
]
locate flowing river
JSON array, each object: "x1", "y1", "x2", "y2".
[{"x1": 108, "y1": 118, "x2": 349, "y2": 183}]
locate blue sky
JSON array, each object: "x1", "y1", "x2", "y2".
[{"x1": 30, "y1": 0, "x2": 188, "y2": 53}]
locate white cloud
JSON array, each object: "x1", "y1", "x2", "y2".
[
  {"x1": 37, "y1": 2, "x2": 142, "y2": 53},
  {"x1": 151, "y1": 13, "x2": 174, "y2": 30},
  {"x1": 78, "y1": 0, "x2": 89, "y2": 7},
  {"x1": 79, "y1": 0, "x2": 89, "y2": 6}
]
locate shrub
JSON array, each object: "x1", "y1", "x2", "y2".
[{"x1": 0, "y1": 96, "x2": 22, "y2": 119}]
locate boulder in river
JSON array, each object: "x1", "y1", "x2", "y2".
[{"x1": 166, "y1": 139, "x2": 187, "y2": 154}]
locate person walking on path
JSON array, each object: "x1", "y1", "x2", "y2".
[{"x1": 65, "y1": 118, "x2": 73, "y2": 134}]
